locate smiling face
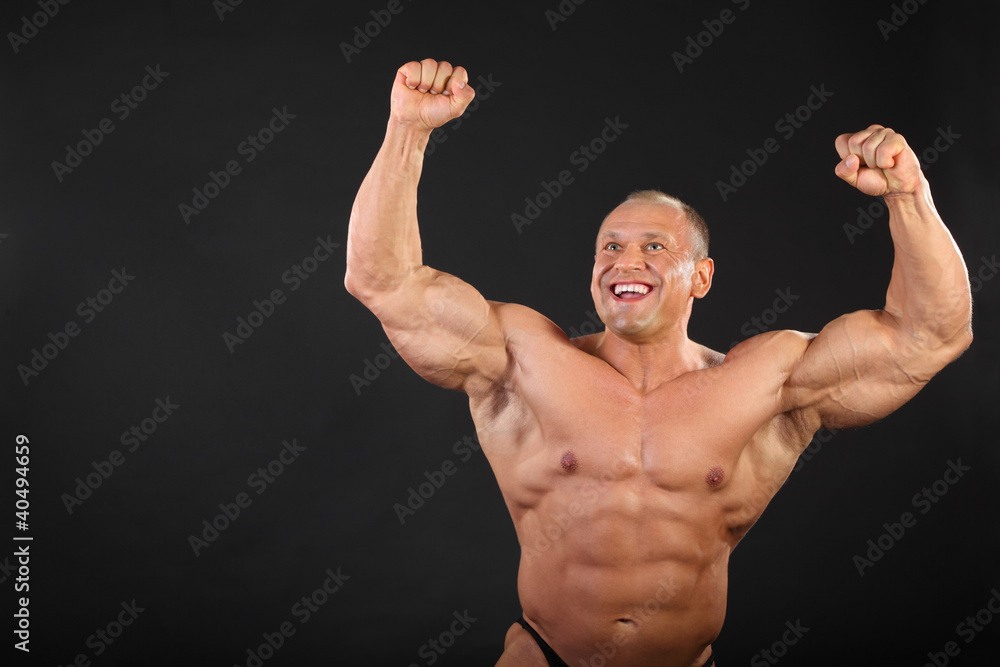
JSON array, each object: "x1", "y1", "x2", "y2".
[{"x1": 591, "y1": 201, "x2": 713, "y2": 341}]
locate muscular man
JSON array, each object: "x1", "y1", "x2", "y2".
[{"x1": 344, "y1": 59, "x2": 974, "y2": 667}]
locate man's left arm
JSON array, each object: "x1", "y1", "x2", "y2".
[{"x1": 782, "y1": 124, "x2": 973, "y2": 431}]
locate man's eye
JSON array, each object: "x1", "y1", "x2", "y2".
[
  {"x1": 646, "y1": 243, "x2": 664, "y2": 250},
  {"x1": 605, "y1": 243, "x2": 621, "y2": 251}
]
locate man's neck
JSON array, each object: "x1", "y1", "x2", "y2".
[{"x1": 593, "y1": 327, "x2": 710, "y2": 392}]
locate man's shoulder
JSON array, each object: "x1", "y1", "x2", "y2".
[
  {"x1": 724, "y1": 328, "x2": 816, "y2": 369},
  {"x1": 689, "y1": 330, "x2": 819, "y2": 407},
  {"x1": 488, "y1": 301, "x2": 573, "y2": 342},
  {"x1": 719, "y1": 331, "x2": 825, "y2": 455}
]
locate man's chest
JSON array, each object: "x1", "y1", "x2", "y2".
[{"x1": 503, "y1": 352, "x2": 784, "y2": 491}]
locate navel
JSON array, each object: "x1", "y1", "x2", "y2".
[
  {"x1": 560, "y1": 450, "x2": 578, "y2": 473},
  {"x1": 706, "y1": 466, "x2": 725, "y2": 487}
]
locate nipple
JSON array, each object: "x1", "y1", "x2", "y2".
[
  {"x1": 706, "y1": 466, "x2": 725, "y2": 487},
  {"x1": 560, "y1": 450, "x2": 578, "y2": 473}
]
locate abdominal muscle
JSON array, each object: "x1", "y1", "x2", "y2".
[{"x1": 510, "y1": 470, "x2": 731, "y2": 667}]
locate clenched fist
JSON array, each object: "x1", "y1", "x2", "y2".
[
  {"x1": 834, "y1": 124, "x2": 923, "y2": 197},
  {"x1": 391, "y1": 59, "x2": 476, "y2": 131}
]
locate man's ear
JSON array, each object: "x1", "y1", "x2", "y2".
[{"x1": 691, "y1": 257, "x2": 714, "y2": 299}]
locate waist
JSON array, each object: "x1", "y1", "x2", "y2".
[{"x1": 517, "y1": 558, "x2": 726, "y2": 666}]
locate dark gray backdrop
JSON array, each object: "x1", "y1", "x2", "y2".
[{"x1": 3, "y1": 0, "x2": 998, "y2": 665}]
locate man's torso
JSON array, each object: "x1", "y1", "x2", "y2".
[{"x1": 469, "y1": 303, "x2": 815, "y2": 667}]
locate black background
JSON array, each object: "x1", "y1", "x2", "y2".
[{"x1": 3, "y1": 0, "x2": 998, "y2": 665}]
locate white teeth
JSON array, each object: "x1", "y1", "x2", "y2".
[{"x1": 613, "y1": 283, "x2": 650, "y2": 296}]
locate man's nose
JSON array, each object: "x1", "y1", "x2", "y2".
[{"x1": 615, "y1": 245, "x2": 644, "y2": 270}]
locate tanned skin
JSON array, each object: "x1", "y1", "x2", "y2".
[{"x1": 344, "y1": 59, "x2": 974, "y2": 667}]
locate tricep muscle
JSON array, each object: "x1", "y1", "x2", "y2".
[{"x1": 364, "y1": 265, "x2": 509, "y2": 395}]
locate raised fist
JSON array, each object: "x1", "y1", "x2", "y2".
[
  {"x1": 834, "y1": 124, "x2": 923, "y2": 197},
  {"x1": 391, "y1": 59, "x2": 476, "y2": 131}
]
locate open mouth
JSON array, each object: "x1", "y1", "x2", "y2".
[{"x1": 610, "y1": 282, "x2": 653, "y2": 301}]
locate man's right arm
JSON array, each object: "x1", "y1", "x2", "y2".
[{"x1": 344, "y1": 59, "x2": 510, "y2": 396}]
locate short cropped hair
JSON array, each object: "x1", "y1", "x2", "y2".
[{"x1": 609, "y1": 190, "x2": 710, "y2": 261}]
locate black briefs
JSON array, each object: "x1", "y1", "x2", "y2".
[
  {"x1": 516, "y1": 615, "x2": 717, "y2": 666},
  {"x1": 517, "y1": 616, "x2": 569, "y2": 667}
]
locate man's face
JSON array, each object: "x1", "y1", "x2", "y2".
[{"x1": 591, "y1": 202, "x2": 710, "y2": 340}]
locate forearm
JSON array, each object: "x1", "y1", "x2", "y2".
[
  {"x1": 345, "y1": 119, "x2": 431, "y2": 298},
  {"x1": 883, "y1": 175, "x2": 973, "y2": 347}
]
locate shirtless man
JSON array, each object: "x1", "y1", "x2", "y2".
[{"x1": 344, "y1": 59, "x2": 974, "y2": 667}]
